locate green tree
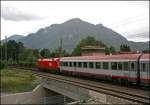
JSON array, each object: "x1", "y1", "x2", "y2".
[
  {"x1": 50, "y1": 49, "x2": 61, "y2": 58},
  {"x1": 109, "y1": 46, "x2": 116, "y2": 54},
  {"x1": 40, "y1": 48, "x2": 51, "y2": 58},
  {"x1": 72, "y1": 36, "x2": 106, "y2": 56},
  {"x1": 33, "y1": 49, "x2": 40, "y2": 58},
  {"x1": 60, "y1": 50, "x2": 70, "y2": 57},
  {"x1": 105, "y1": 46, "x2": 116, "y2": 55},
  {"x1": 142, "y1": 48, "x2": 150, "y2": 53},
  {"x1": 19, "y1": 48, "x2": 33, "y2": 61},
  {"x1": 120, "y1": 44, "x2": 131, "y2": 52}
]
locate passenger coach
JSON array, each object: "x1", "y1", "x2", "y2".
[{"x1": 60, "y1": 53, "x2": 150, "y2": 85}]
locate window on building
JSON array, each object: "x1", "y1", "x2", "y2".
[
  {"x1": 123, "y1": 62, "x2": 128, "y2": 71},
  {"x1": 83, "y1": 62, "x2": 87, "y2": 68},
  {"x1": 73, "y1": 62, "x2": 76, "y2": 67},
  {"x1": 118, "y1": 63, "x2": 123, "y2": 70},
  {"x1": 96, "y1": 62, "x2": 101, "y2": 69},
  {"x1": 69, "y1": 62, "x2": 72, "y2": 67},
  {"x1": 111, "y1": 62, "x2": 117, "y2": 70},
  {"x1": 78, "y1": 62, "x2": 82, "y2": 67},
  {"x1": 103, "y1": 62, "x2": 108, "y2": 69},
  {"x1": 89, "y1": 62, "x2": 93, "y2": 68}
]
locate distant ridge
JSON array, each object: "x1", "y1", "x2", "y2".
[
  {"x1": 8, "y1": 18, "x2": 148, "y2": 52},
  {"x1": 2, "y1": 35, "x2": 24, "y2": 42}
]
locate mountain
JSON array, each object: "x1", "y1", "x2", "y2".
[
  {"x1": 2, "y1": 35, "x2": 24, "y2": 42},
  {"x1": 18, "y1": 18, "x2": 149, "y2": 52}
]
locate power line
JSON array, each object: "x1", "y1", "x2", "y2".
[
  {"x1": 109, "y1": 16, "x2": 148, "y2": 28},
  {"x1": 108, "y1": 13, "x2": 148, "y2": 26},
  {"x1": 108, "y1": 13, "x2": 148, "y2": 28}
]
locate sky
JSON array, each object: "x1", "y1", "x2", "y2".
[{"x1": 1, "y1": 1, "x2": 149, "y2": 42}]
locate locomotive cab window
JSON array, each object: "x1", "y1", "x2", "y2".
[
  {"x1": 96, "y1": 62, "x2": 101, "y2": 69},
  {"x1": 103, "y1": 62, "x2": 108, "y2": 70}
]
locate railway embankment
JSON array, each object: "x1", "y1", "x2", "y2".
[
  {"x1": 0, "y1": 68, "x2": 39, "y2": 94},
  {"x1": 0, "y1": 68, "x2": 75, "y2": 104}
]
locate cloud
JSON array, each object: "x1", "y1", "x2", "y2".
[
  {"x1": 1, "y1": 5, "x2": 45, "y2": 21},
  {"x1": 126, "y1": 32, "x2": 149, "y2": 39}
]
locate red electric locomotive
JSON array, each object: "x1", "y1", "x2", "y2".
[{"x1": 37, "y1": 58, "x2": 60, "y2": 72}]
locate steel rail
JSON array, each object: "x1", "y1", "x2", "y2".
[{"x1": 10, "y1": 66, "x2": 150, "y2": 104}]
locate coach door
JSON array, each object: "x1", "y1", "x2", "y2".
[
  {"x1": 141, "y1": 61, "x2": 149, "y2": 82},
  {"x1": 129, "y1": 61, "x2": 136, "y2": 82},
  {"x1": 140, "y1": 62, "x2": 145, "y2": 79},
  {"x1": 148, "y1": 62, "x2": 150, "y2": 79}
]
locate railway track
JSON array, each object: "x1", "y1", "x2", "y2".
[{"x1": 10, "y1": 66, "x2": 150, "y2": 104}]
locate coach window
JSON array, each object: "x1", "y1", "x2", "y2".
[
  {"x1": 142, "y1": 63, "x2": 146, "y2": 72},
  {"x1": 118, "y1": 63, "x2": 123, "y2": 70},
  {"x1": 147, "y1": 62, "x2": 150, "y2": 73},
  {"x1": 96, "y1": 62, "x2": 101, "y2": 69},
  {"x1": 63, "y1": 62, "x2": 65, "y2": 66},
  {"x1": 78, "y1": 62, "x2": 82, "y2": 67},
  {"x1": 73, "y1": 62, "x2": 76, "y2": 67},
  {"x1": 65, "y1": 62, "x2": 68, "y2": 67},
  {"x1": 83, "y1": 62, "x2": 87, "y2": 68},
  {"x1": 131, "y1": 62, "x2": 134, "y2": 70},
  {"x1": 123, "y1": 62, "x2": 128, "y2": 71},
  {"x1": 103, "y1": 62, "x2": 108, "y2": 69},
  {"x1": 69, "y1": 62, "x2": 72, "y2": 67},
  {"x1": 111, "y1": 62, "x2": 117, "y2": 70},
  {"x1": 89, "y1": 62, "x2": 93, "y2": 68}
]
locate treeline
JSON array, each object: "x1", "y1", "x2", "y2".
[
  {"x1": 0, "y1": 40, "x2": 69, "y2": 69},
  {"x1": 72, "y1": 36, "x2": 132, "y2": 55},
  {"x1": 1, "y1": 36, "x2": 148, "y2": 69}
]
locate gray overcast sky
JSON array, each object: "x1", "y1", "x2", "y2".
[{"x1": 1, "y1": 1, "x2": 149, "y2": 42}]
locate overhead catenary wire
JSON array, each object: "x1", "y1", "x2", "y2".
[
  {"x1": 104, "y1": 12, "x2": 149, "y2": 41},
  {"x1": 108, "y1": 13, "x2": 148, "y2": 28}
]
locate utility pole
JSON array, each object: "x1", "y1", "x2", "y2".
[
  {"x1": 5, "y1": 36, "x2": 7, "y2": 67},
  {"x1": 0, "y1": 34, "x2": 2, "y2": 62},
  {"x1": 59, "y1": 33, "x2": 63, "y2": 57}
]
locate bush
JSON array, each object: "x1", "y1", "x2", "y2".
[{"x1": 0, "y1": 60, "x2": 5, "y2": 70}]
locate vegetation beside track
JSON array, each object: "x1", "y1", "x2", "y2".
[{"x1": 0, "y1": 68, "x2": 39, "y2": 93}]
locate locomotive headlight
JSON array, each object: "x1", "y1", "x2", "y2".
[{"x1": 49, "y1": 63, "x2": 52, "y2": 66}]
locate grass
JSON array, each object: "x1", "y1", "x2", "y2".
[{"x1": 1, "y1": 68, "x2": 39, "y2": 93}]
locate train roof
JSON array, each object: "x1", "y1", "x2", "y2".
[
  {"x1": 38, "y1": 58, "x2": 60, "y2": 61},
  {"x1": 61, "y1": 53, "x2": 149, "y2": 61},
  {"x1": 140, "y1": 53, "x2": 150, "y2": 60}
]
